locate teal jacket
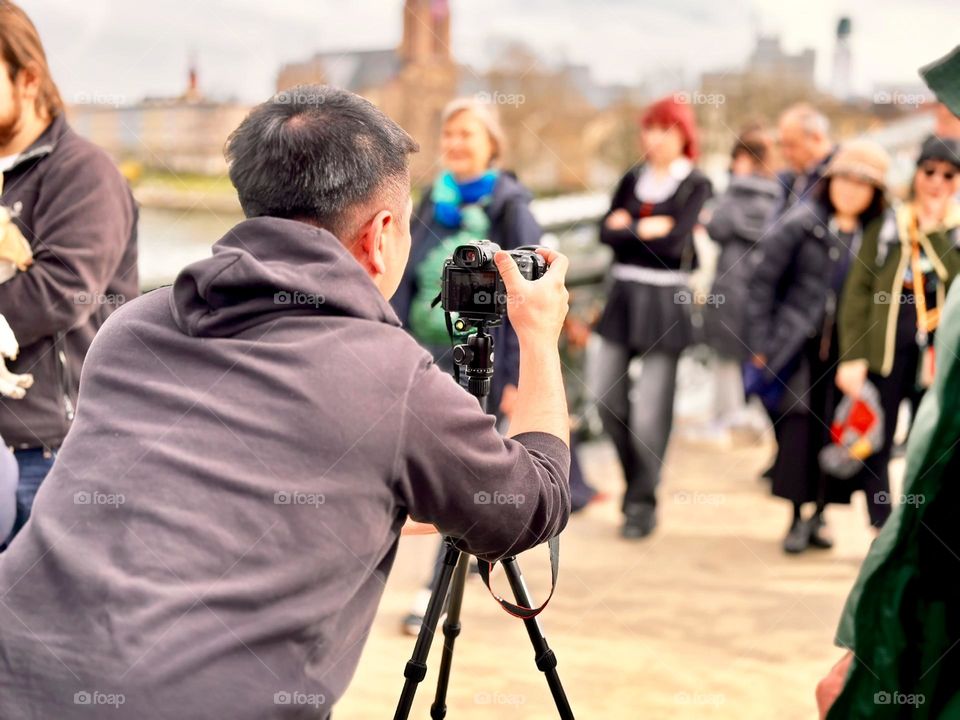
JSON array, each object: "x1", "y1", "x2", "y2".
[{"x1": 829, "y1": 281, "x2": 960, "y2": 718}]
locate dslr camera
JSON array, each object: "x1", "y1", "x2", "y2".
[{"x1": 440, "y1": 240, "x2": 546, "y2": 326}]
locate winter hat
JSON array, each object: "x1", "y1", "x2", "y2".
[
  {"x1": 818, "y1": 381, "x2": 885, "y2": 479},
  {"x1": 824, "y1": 139, "x2": 890, "y2": 189},
  {"x1": 640, "y1": 96, "x2": 700, "y2": 160},
  {"x1": 916, "y1": 134, "x2": 960, "y2": 170},
  {"x1": 920, "y1": 45, "x2": 960, "y2": 118}
]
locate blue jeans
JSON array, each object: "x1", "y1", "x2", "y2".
[
  {"x1": 11, "y1": 448, "x2": 57, "y2": 539},
  {"x1": 588, "y1": 337, "x2": 679, "y2": 512}
]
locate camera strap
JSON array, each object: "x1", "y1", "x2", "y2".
[
  {"x1": 431, "y1": 292, "x2": 462, "y2": 385},
  {"x1": 477, "y1": 535, "x2": 561, "y2": 620},
  {"x1": 431, "y1": 290, "x2": 559, "y2": 619}
]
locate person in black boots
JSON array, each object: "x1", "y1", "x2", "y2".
[
  {"x1": 747, "y1": 140, "x2": 890, "y2": 554},
  {"x1": 589, "y1": 95, "x2": 712, "y2": 539},
  {"x1": 836, "y1": 135, "x2": 960, "y2": 531}
]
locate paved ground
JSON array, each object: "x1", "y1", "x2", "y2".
[{"x1": 337, "y1": 433, "x2": 892, "y2": 719}]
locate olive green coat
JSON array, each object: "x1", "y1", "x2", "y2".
[{"x1": 839, "y1": 203, "x2": 960, "y2": 375}]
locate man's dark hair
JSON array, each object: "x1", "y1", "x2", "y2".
[{"x1": 225, "y1": 85, "x2": 419, "y2": 241}]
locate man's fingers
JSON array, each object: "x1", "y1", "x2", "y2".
[
  {"x1": 535, "y1": 247, "x2": 561, "y2": 264},
  {"x1": 494, "y1": 251, "x2": 524, "y2": 293},
  {"x1": 542, "y1": 250, "x2": 569, "y2": 283}
]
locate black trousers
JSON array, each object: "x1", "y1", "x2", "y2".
[{"x1": 861, "y1": 340, "x2": 925, "y2": 527}]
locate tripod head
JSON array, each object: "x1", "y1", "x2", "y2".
[{"x1": 450, "y1": 318, "x2": 494, "y2": 408}]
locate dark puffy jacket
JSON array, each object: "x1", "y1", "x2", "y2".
[
  {"x1": 392, "y1": 172, "x2": 542, "y2": 412},
  {"x1": 747, "y1": 199, "x2": 839, "y2": 378},
  {"x1": 0, "y1": 114, "x2": 138, "y2": 449},
  {"x1": 704, "y1": 174, "x2": 781, "y2": 359}
]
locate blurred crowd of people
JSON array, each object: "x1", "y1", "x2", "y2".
[
  {"x1": 378, "y1": 88, "x2": 960, "y2": 640},
  {"x1": 391, "y1": 89, "x2": 960, "y2": 575},
  {"x1": 0, "y1": 0, "x2": 957, "y2": 712}
]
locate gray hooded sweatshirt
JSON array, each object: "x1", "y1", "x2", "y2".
[{"x1": 0, "y1": 217, "x2": 570, "y2": 719}]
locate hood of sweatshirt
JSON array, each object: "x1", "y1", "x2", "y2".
[{"x1": 170, "y1": 216, "x2": 401, "y2": 338}]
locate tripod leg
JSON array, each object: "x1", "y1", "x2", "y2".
[
  {"x1": 500, "y1": 557, "x2": 575, "y2": 720},
  {"x1": 394, "y1": 540, "x2": 461, "y2": 720},
  {"x1": 429, "y1": 551, "x2": 470, "y2": 719}
]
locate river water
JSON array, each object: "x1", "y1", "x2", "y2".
[{"x1": 138, "y1": 207, "x2": 244, "y2": 289}]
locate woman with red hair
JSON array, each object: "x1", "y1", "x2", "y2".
[{"x1": 589, "y1": 96, "x2": 712, "y2": 539}]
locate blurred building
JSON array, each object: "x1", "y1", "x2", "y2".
[
  {"x1": 696, "y1": 31, "x2": 897, "y2": 176},
  {"x1": 277, "y1": 0, "x2": 458, "y2": 185},
  {"x1": 748, "y1": 34, "x2": 816, "y2": 87},
  {"x1": 831, "y1": 17, "x2": 853, "y2": 101},
  {"x1": 68, "y1": 61, "x2": 250, "y2": 176},
  {"x1": 277, "y1": 1, "x2": 635, "y2": 192}
]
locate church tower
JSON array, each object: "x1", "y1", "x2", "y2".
[{"x1": 399, "y1": 0, "x2": 451, "y2": 64}]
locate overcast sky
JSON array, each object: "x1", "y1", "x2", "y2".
[{"x1": 24, "y1": 0, "x2": 960, "y2": 105}]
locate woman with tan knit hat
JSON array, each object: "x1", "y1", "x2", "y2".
[
  {"x1": 836, "y1": 135, "x2": 960, "y2": 530},
  {"x1": 746, "y1": 138, "x2": 890, "y2": 554}
]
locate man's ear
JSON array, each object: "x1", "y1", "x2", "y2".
[
  {"x1": 356, "y1": 209, "x2": 394, "y2": 277},
  {"x1": 16, "y1": 62, "x2": 42, "y2": 106}
]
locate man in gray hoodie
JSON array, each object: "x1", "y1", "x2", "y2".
[{"x1": 0, "y1": 85, "x2": 571, "y2": 719}]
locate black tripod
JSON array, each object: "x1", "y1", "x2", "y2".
[{"x1": 393, "y1": 323, "x2": 574, "y2": 720}]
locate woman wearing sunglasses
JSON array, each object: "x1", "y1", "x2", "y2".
[{"x1": 836, "y1": 134, "x2": 960, "y2": 530}]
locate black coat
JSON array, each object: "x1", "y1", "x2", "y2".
[
  {"x1": 747, "y1": 198, "x2": 844, "y2": 388},
  {"x1": 595, "y1": 165, "x2": 712, "y2": 355},
  {"x1": 704, "y1": 174, "x2": 781, "y2": 359},
  {"x1": 391, "y1": 172, "x2": 542, "y2": 413},
  {"x1": 770, "y1": 149, "x2": 835, "y2": 220},
  {"x1": 748, "y1": 198, "x2": 862, "y2": 508}
]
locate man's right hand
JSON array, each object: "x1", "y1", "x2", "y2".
[
  {"x1": 494, "y1": 248, "x2": 570, "y2": 445},
  {"x1": 494, "y1": 248, "x2": 570, "y2": 348}
]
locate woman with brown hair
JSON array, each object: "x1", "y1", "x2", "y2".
[{"x1": 747, "y1": 140, "x2": 890, "y2": 553}]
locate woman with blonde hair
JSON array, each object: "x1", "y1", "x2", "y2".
[{"x1": 391, "y1": 96, "x2": 542, "y2": 634}]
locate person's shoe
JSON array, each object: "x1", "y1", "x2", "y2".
[
  {"x1": 807, "y1": 514, "x2": 834, "y2": 550},
  {"x1": 402, "y1": 610, "x2": 425, "y2": 637},
  {"x1": 622, "y1": 504, "x2": 656, "y2": 539},
  {"x1": 783, "y1": 518, "x2": 810, "y2": 554},
  {"x1": 402, "y1": 588, "x2": 436, "y2": 637}
]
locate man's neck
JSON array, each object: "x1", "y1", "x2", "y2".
[
  {"x1": 806, "y1": 146, "x2": 833, "y2": 174},
  {"x1": 0, "y1": 110, "x2": 52, "y2": 158}
]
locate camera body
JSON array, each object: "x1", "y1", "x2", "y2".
[{"x1": 440, "y1": 240, "x2": 546, "y2": 325}]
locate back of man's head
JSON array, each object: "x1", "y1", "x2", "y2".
[{"x1": 225, "y1": 85, "x2": 419, "y2": 243}]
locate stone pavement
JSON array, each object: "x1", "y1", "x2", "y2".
[{"x1": 336, "y1": 435, "x2": 891, "y2": 719}]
